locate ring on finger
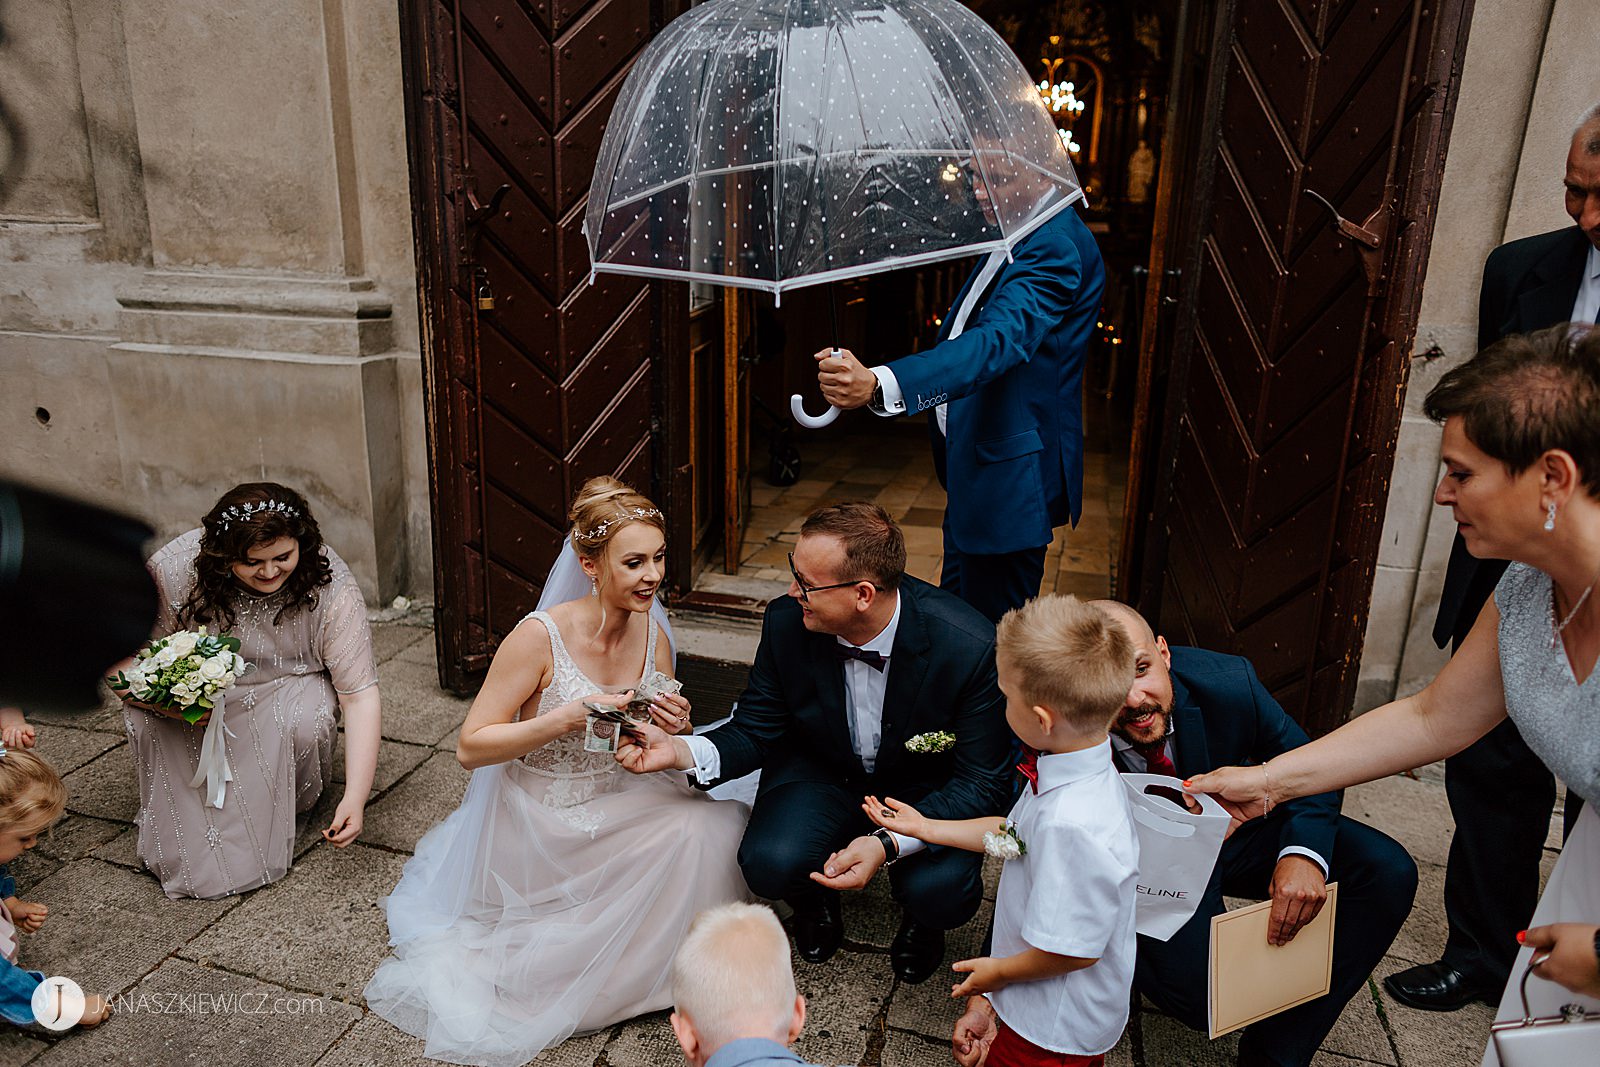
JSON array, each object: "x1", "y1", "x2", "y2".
[{"x1": 1529, "y1": 950, "x2": 1553, "y2": 970}]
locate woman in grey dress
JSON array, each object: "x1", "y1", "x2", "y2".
[
  {"x1": 1188, "y1": 324, "x2": 1600, "y2": 1061},
  {"x1": 123, "y1": 483, "x2": 381, "y2": 899}
]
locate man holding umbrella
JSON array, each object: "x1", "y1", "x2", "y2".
[{"x1": 815, "y1": 178, "x2": 1105, "y2": 624}]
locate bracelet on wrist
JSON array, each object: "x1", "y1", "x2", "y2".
[{"x1": 871, "y1": 827, "x2": 900, "y2": 865}]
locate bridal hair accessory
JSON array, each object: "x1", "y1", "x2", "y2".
[
  {"x1": 574, "y1": 506, "x2": 663, "y2": 544},
  {"x1": 217, "y1": 500, "x2": 300, "y2": 531}
]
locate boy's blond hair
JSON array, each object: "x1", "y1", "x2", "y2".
[{"x1": 996, "y1": 595, "x2": 1136, "y2": 734}]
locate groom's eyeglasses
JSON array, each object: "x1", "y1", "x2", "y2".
[{"x1": 788, "y1": 553, "x2": 880, "y2": 602}]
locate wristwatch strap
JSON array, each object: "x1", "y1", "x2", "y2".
[{"x1": 871, "y1": 827, "x2": 900, "y2": 865}]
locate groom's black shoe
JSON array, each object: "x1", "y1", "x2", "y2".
[
  {"x1": 1382, "y1": 960, "x2": 1494, "y2": 1011},
  {"x1": 792, "y1": 894, "x2": 844, "y2": 964},
  {"x1": 891, "y1": 915, "x2": 944, "y2": 983}
]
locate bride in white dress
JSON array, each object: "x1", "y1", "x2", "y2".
[{"x1": 365, "y1": 477, "x2": 750, "y2": 1066}]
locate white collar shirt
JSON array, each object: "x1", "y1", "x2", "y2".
[
  {"x1": 836, "y1": 595, "x2": 901, "y2": 773},
  {"x1": 989, "y1": 739, "x2": 1139, "y2": 1056},
  {"x1": 1573, "y1": 243, "x2": 1600, "y2": 325}
]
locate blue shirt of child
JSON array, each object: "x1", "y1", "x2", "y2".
[{"x1": 0, "y1": 866, "x2": 44, "y2": 1025}]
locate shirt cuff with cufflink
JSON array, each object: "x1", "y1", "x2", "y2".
[{"x1": 869, "y1": 365, "x2": 906, "y2": 416}]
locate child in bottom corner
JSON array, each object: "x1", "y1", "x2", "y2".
[
  {"x1": 1, "y1": 748, "x2": 109, "y2": 1030},
  {"x1": 864, "y1": 594, "x2": 1139, "y2": 1067}
]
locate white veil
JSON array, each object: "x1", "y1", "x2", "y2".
[{"x1": 381, "y1": 534, "x2": 676, "y2": 947}]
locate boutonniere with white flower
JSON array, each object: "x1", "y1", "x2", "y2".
[
  {"x1": 905, "y1": 730, "x2": 955, "y2": 754},
  {"x1": 983, "y1": 822, "x2": 1028, "y2": 861}
]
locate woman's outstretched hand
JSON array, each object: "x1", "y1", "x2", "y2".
[
  {"x1": 1182, "y1": 765, "x2": 1272, "y2": 834},
  {"x1": 862, "y1": 795, "x2": 928, "y2": 840}
]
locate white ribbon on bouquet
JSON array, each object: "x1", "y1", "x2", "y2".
[{"x1": 188, "y1": 691, "x2": 236, "y2": 809}]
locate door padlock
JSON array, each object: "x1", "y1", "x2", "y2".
[{"x1": 475, "y1": 274, "x2": 496, "y2": 312}]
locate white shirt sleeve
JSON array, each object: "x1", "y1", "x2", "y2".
[
  {"x1": 1276, "y1": 846, "x2": 1329, "y2": 879},
  {"x1": 869, "y1": 365, "x2": 907, "y2": 416},
  {"x1": 890, "y1": 833, "x2": 925, "y2": 858},
  {"x1": 680, "y1": 734, "x2": 722, "y2": 785}
]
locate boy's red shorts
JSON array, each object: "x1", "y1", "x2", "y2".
[{"x1": 987, "y1": 1017, "x2": 1105, "y2": 1067}]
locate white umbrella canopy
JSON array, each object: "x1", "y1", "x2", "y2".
[{"x1": 584, "y1": 0, "x2": 1084, "y2": 300}]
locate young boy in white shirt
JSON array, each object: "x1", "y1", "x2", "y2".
[{"x1": 863, "y1": 594, "x2": 1139, "y2": 1066}]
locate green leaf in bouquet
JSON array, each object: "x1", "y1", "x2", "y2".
[
  {"x1": 220, "y1": 636, "x2": 241, "y2": 653},
  {"x1": 181, "y1": 707, "x2": 207, "y2": 725}
]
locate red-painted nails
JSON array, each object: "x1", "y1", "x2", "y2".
[
  {"x1": 1516, "y1": 929, "x2": 1527, "y2": 944},
  {"x1": 1182, "y1": 779, "x2": 1192, "y2": 788}
]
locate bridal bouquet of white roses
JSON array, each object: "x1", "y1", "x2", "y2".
[{"x1": 110, "y1": 627, "x2": 247, "y2": 726}]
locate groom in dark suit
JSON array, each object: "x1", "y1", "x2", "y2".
[
  {"x1": 1093, "y1": 602, "x2": 1416, "y2": 1067},
  {"x1": 1389, "y1": 105, "x2": 1600, "y2": 1011},
  {"x1": 619, "y1": 502, "x2": 1012, "y2": 983}
]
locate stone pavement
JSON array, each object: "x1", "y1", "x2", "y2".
[{"x1": 2, "y1": 612, "x2": 1556, "y2": 1067}]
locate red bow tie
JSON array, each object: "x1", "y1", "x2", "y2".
[{"x1": 1016, "y1": 746, "x2": 1040, "y2": 794}]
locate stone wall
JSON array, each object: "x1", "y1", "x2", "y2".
[
  {"x1": 0, "y1": 0, "x2": 431, "y2": 605},
  {"x1": 1355, "y1": 0, "x2": 1600, "y2": 709}
]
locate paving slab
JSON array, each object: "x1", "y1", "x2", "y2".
[
  {"x1": 1343, "y1": 775, "x2": 1455, "y2": 869},
  {"x1": 315, "y1": 1014, "x2": 610, "y2": 1067},
  {"x1": 791, "y1": 949, "x2": 896, "y2": 1067},
  {"x1": 32, "y1": 728, "x2": 125, "y2": 778},
  {"x1": 90, "y1": 827, "x2": 142, "y2": 871},
  {"x1": 373, "y1": 658, "x2": 471, "y2": 747},
  {"x1": 358, "y1": 751, "x2": 470, "y2": 853},
  {"x1": 1321, "y1": 979, "x2": 1398, "y2": 1065},
  {"x1": 371, "y1": 624, "x2": 429, "y2": 665},
  {"x1": 1372, "y1": 956, "x2": 1495, "y2": 1066},
  {"x1": 1139, "y1": 1010, "x2": 1240, "y2": 1066},
  {"x1": 31, "y1": 957, "x2": 359, "y2": 1067},
  {"x1": 35, "y1": 814, "x2": 127, "y2": 864},
  {"x1": 21, "y1": 859, "x2": 236, "y2": 997},
  {"x1": 25, "y1": 692, "x2": 124, "y2": 733},
  {"x1": 59, "y1": 748, "x2": 139, "y2": 824},
  {"x1": 0, "y1": 1030, "x2": 48, "y2": 1066},
  {"x1": 883, "y1": 899, "x2": 996, "y2": 1041},
  {"x1": 395, "y1": 636, "x2": 440, "y2": 668},
  {"x1": 179, "y1": 843, "x2": 404, "y2": 999},
  {"x1": 1387, "y1": 862, "x2": 1449, "y2": 968},
  {"x1": 330, "y1": 735, "x2": 436, "y2": 795}
]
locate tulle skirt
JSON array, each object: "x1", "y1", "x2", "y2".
[{"x1": 364, "y1": 760, "x2": 750, "y2": 1066}]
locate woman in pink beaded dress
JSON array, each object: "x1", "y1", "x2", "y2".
[
  {"x1": 365, "y1": 477, "x2": 749, "y2": 1067},
  {"x1": 123, "y1": 483, "x2": 381, "y2": 899}
]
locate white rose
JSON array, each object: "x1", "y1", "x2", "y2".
[
  {"x1": 168, "y1": 631, "x2": 199, "y2": 657},
  {"x1": 170, "y1": 683, "x2": 195, "y2": 704},
  {"x1": 219, "y1": 672, "x2": 237, "y2": 688},
  {"x1": 150, "y1": 646, "x2": 178, "y2": 669},
  {"x1": 199, "y1": 657, "x2": 229, "y2": 682}
]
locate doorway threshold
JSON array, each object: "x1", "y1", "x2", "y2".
[{"x1": 676, "y1": 571, "x2": 790, "y2": 622}]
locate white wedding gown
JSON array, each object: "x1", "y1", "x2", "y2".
[{"x1": 364, "y1": 610, "x2": 750, "y2": 1066}]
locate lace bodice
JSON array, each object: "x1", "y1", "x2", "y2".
[
  {"x1": 516, "y1": 609, "x2": 659, "y2": 782},
  {"x1": 1495, "y1": 563, "x2": 1600, "y2": 806}
]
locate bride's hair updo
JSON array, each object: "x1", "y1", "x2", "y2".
[
  {"x1": 180, "y1": 482, "x2": 334, "y2": 631},
  {"x1": 568, "y1": 476, "x2": 666, "y2": 561}
]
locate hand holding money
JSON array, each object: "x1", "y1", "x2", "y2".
[
  {"x1": 637, "y1": 670, "x2": 692, "y2": 734},
  {"x1": 582, "y1": 696, "x2": 650, "y2": 754}
]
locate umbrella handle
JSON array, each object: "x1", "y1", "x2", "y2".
[
  {"x1": 790, "y1": 395, "x2": 841, "y2": 429},
  {"x1": 791, "y1": 347, "x2": 845, "y2": 429}
]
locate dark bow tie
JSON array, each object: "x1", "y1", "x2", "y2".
[{"x1": 835, "y1": 644, "x2": 887, "y2": 672}]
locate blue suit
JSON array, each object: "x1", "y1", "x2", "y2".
[
  {"x1": 884, "y1": 207, "x2": 1104, "y2": 621},
  {"x1": 1125, "y1": 648, "x2": 1417, "y2": 1067},
  {"x1": 703, "y1": 1038, "x2": 821, "y2": 1067}
]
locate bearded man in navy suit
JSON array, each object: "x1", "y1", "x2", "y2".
[
  {"x1": 1094, "y1": 602, "x2": 1416, "y2": 1067},
  {"x1": 816, "y1": 185, "x2": 1106, "y2": 624}
]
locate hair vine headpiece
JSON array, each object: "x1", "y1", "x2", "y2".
[
  {"x1": 575, "y1": 506, "x2": 663, "y2": 543},
  {"x1": 217, "y1": 500, "x2": 301, "y2": 532}
]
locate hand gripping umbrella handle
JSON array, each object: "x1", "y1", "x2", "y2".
[{"x1": 790, "y1": 349, "x2": 844, "y2": 429}]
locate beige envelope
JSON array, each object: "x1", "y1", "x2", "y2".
[{"x1": 1208, "y1": 882, "x2": 1338, "y2": 1038}]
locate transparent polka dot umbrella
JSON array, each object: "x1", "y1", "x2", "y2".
[{"x1": 584, "y1": 0, "x2": 1084, "y2": 425}]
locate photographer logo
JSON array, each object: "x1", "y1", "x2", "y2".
[{"x1": 31, "y1": 976, "x2": 86, "y2": 1031}]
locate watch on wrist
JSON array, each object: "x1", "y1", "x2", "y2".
[
  {"x1": 1592, "y1": 927, "x2": 1600, "y2": 969},
  {"x1": 871, "y1": 827, "x2": 900, "y2": 865},
  {"x1": 870, "y1": 380, "x2": 885, "y2": 411}
]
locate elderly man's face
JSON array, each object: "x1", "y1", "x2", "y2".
[
  {"x1": 1099, "y1": 606, "x2": 1176, "y2": 746},
  {"x1": 1566, "y1": 122, "x2": 1600, "y2": 250}
]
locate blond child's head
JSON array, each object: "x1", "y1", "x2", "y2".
[
  {"x1": 0, "y1": 750, "x2": 67, "y2": 864},
  {"x1": 995, "y1": 595, "x2": 1136, "y2": 752}
]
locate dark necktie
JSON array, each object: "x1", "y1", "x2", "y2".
[
  {"x1": 835, "y1": 644, "x2": 886, "y2": 672},
  {"x1": 1016, "y1": 745, "x2": 1039, "y2": 794},
  {"x1": 1134, "y1": 738, "x2": 1177, "y2": 779}
]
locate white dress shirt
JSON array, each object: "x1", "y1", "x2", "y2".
[
  {"x1": 870, "y1": 248, "x2": 1009, "y2": 434},
  {"x1": 1110, "y1": 729, "x2": 1328, "y2": 878},
  {"x1": 681, "y1": 596, "x2": 924, "y2": 855},
  {"x1": 988, "y1": 740, "x2": 1139, "y2": 1055},
  {"x1": 1572, "y1": 242, "x2": 1600, "y2": 325}
]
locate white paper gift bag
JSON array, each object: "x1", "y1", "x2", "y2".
[{"x1": 1120, "y1": 772, "x2": 1231, "y2": 940}]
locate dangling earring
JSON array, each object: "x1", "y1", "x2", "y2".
[
  {"x1": 590, "y1": 577, "x2": 599, "y2": 595},
  {"x1": 1545, "y1": 503, "x2": 1557, "y2": 532}
]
